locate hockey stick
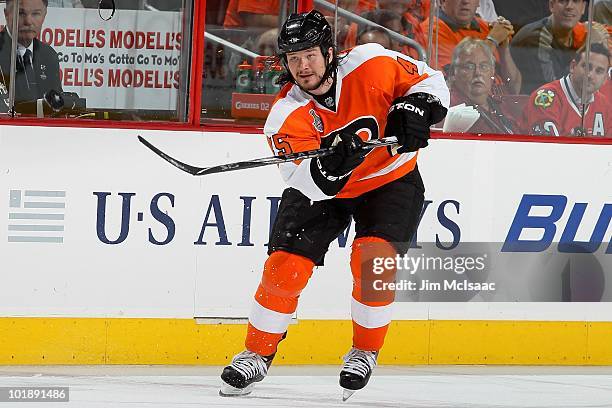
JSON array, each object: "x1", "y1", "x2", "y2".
[{"x1": 138, "y1": 135, "x2": 399, "y2": 176}]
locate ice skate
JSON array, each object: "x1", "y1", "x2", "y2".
[
  {"x1": 219, "y1": 350, "x2": 273, "y2": 397},
  {"x1": 339, "y1": 347, "x2": 378, "y2": 401}
]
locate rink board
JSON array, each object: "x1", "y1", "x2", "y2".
[
  {"x1": 0, "y1": 125, "x2": 611, "y2": 364},
  {"x1": 1, "y1": 318, "x2": 612, "y2": 365}
]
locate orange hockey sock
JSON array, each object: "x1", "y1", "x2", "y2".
[
  {"x1": 245, "y1": 251, "x2": 314, "y2": 356},
  {"x1": 350, "y1": 236, "x2": 397, "y2": 351}
]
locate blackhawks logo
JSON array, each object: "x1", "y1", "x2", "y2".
[{"x1": 534, "y1": 89, "x2": 555, "y2": 109}]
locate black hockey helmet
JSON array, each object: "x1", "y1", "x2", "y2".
[
  {"x1": 278, "y1": 10, "x2": 334, "y2": 56},
  {"x1": 277, "y1": 10, "x2": 339, "y2": 89}
]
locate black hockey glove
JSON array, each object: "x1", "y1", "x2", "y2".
[
  {"x1": 310, "y1": 132, "x2": 368, "y2": 196},
  {"x1": 384, "y1": 93, "x2": 447, "y2": 154},
  {"x1": 318, "y1": 132, "x2": 368, "y2": 177}
]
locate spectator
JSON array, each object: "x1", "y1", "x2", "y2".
[
  {"x1": 522, "y1": 43, "x2": 611, "y2": 137},
  {"x1": 255, "y1": 28, "x2": 278, "y2": 57},
  {"x1": 447, "y1": 38, "x2": 518, "y2": 134},
  {"x1": 378, "y1": 0, "x2": 409, "y2": 16},
  {"x1": 594, "y1": 0, "x2": 612, "y2": 50},
  {"x1": 595, "y1": 0, "x2": 611, "y2": 24},
  {"x1": 406, "y1": 0, "x2": 431, "y2": 23},
  {"x1": 360, "y1": 9, "x2": 403, "y2": 35},
  {"x1": 325, "y1": 0, "x2": 360, "y2": 49},
  {"x1": 357, "y1": 26, "x2": 392, "y2": 48},
  {"x1": 0, "y1": 0, "x2": 63, "y2": 111},
  {"x1": 419, "y1": 0, "x2": 522, "y2": 94},
  {"x1": 223, "y1": 0, "x2": 280, "y2": 28},
  {"x1": 510, "y1": 0, "x2": 609, "y2": 94},
  {"x1": 378, "y1": 0, "x2": 427, "y2": 48},
  {"x1": 357, "y1": 9, "x2": 403, "y2": 51},
  {"x1": 350, "y1": 8, "x2": 424, "y2": 58},
  {"x1": 379, "y1": 0, "x2": 430, "y2": 23}
]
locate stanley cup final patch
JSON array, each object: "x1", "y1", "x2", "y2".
[
  {"x1": 534, "y1": 89, "x2": 555, "y2": 109},
  {"x1": 309, "y1": 108, "x2": 324, "y2": 133}
]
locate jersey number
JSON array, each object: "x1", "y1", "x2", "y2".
[
  {"x1": 272, "y1": 134, "x2": 293, "y2": 155},
  {"x1": 397, "y1": 57, "x2": 418, "y2": 75}
]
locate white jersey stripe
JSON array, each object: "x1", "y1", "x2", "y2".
[
  {"x1": 264, "y1": 86, "x2": 311, "y2": 141},
  {"x1": 279, "y1": 159, "x2": 335, "y2": 201},
  {"x1": 358, "y1": 152, "x2": 416, "y2": 181},
  {"x1": 249, "y1": 298, "x2": 294, "y2": 334},
  {"x1": 351, "y1": 298, "x2": 393, "y2": 329}
]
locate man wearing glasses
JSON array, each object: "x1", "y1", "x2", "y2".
[{"x1": 446, "y1": 37, "x2": 518, "y2": 134}]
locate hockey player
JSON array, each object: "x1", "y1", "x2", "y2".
[
  {"x1": 219, "y1": 9, "x2": 449, "y2": 400},
  {"x1": 523, "y1": 43, "x2": 611, "y2": 137}
]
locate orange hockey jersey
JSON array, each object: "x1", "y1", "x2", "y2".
[
  {"x1": 264, "y1": 43, "x2": 449, "y2": 201},
  {"x1": 522, "y1": 75, "x2": 611, "y2": 137}
]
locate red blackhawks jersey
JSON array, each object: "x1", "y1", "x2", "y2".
[
  {"x1": 264, "y1": 43, "x2": 449, "y2": 201},
  {"x1": 523, "y1": 75, "x2": 611, "y2": 137}
]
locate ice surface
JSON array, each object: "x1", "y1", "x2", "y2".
[{"x1": 1, "y1": 366, "x2": 611, "y2": 407}]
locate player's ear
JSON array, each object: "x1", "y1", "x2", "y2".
[{"x1": 569, "y1": 58, "x2": 577, "y2": 75}]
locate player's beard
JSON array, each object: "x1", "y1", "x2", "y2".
[{"x1": 296, "y1": 72, "x2": 325, "y2": 92}]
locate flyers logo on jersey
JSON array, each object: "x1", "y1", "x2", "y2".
[
  {"x1": 309, "y1": 108, "x2": 324, "y2": 133},
  {"x1": 534, "y1": 89, "x2": 555, "y2": 109}
]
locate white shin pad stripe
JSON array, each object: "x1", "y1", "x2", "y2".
[
  {"x1": 249, "y1": 299, "x2": 293, "y2": 334},
  {"x1": 351, "y1": 298, "x2": 393, "y2": 329}
]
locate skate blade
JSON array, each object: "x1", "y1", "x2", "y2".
[
  {"x1": 219, "y1": 382, "x2": 254, "y2": 397},
  {"x1": 342, "y1": 389, "x2": 356, "y2": 402}
]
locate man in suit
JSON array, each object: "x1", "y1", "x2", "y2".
[{"x1": 0, "y1": 0, "x2": 63, "y2": 113}]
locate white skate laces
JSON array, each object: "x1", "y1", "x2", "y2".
[
  {"x1": 230, "y1": 350, "x2": 269, "y2": 380},
  {"x1": 339, "y1": 347, "x2": 378, "y2": 401},
  {"x1": 220, "y1": 349, "x2": 275, "y2": 396},
  {"x1": 342, "y1": 347, "x2": 377, "y2": 377}
]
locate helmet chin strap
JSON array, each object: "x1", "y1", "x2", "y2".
[{"x1": 312, "y1": 47, "x2": 336, "y2": 91}]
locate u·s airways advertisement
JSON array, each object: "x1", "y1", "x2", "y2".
[{"x1": 1, "y1": 126, "x2": 611, "y2": 320}]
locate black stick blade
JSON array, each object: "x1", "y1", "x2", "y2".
[{"x1": 138, "y1": 136, "x2": 205, "y2": 176}]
